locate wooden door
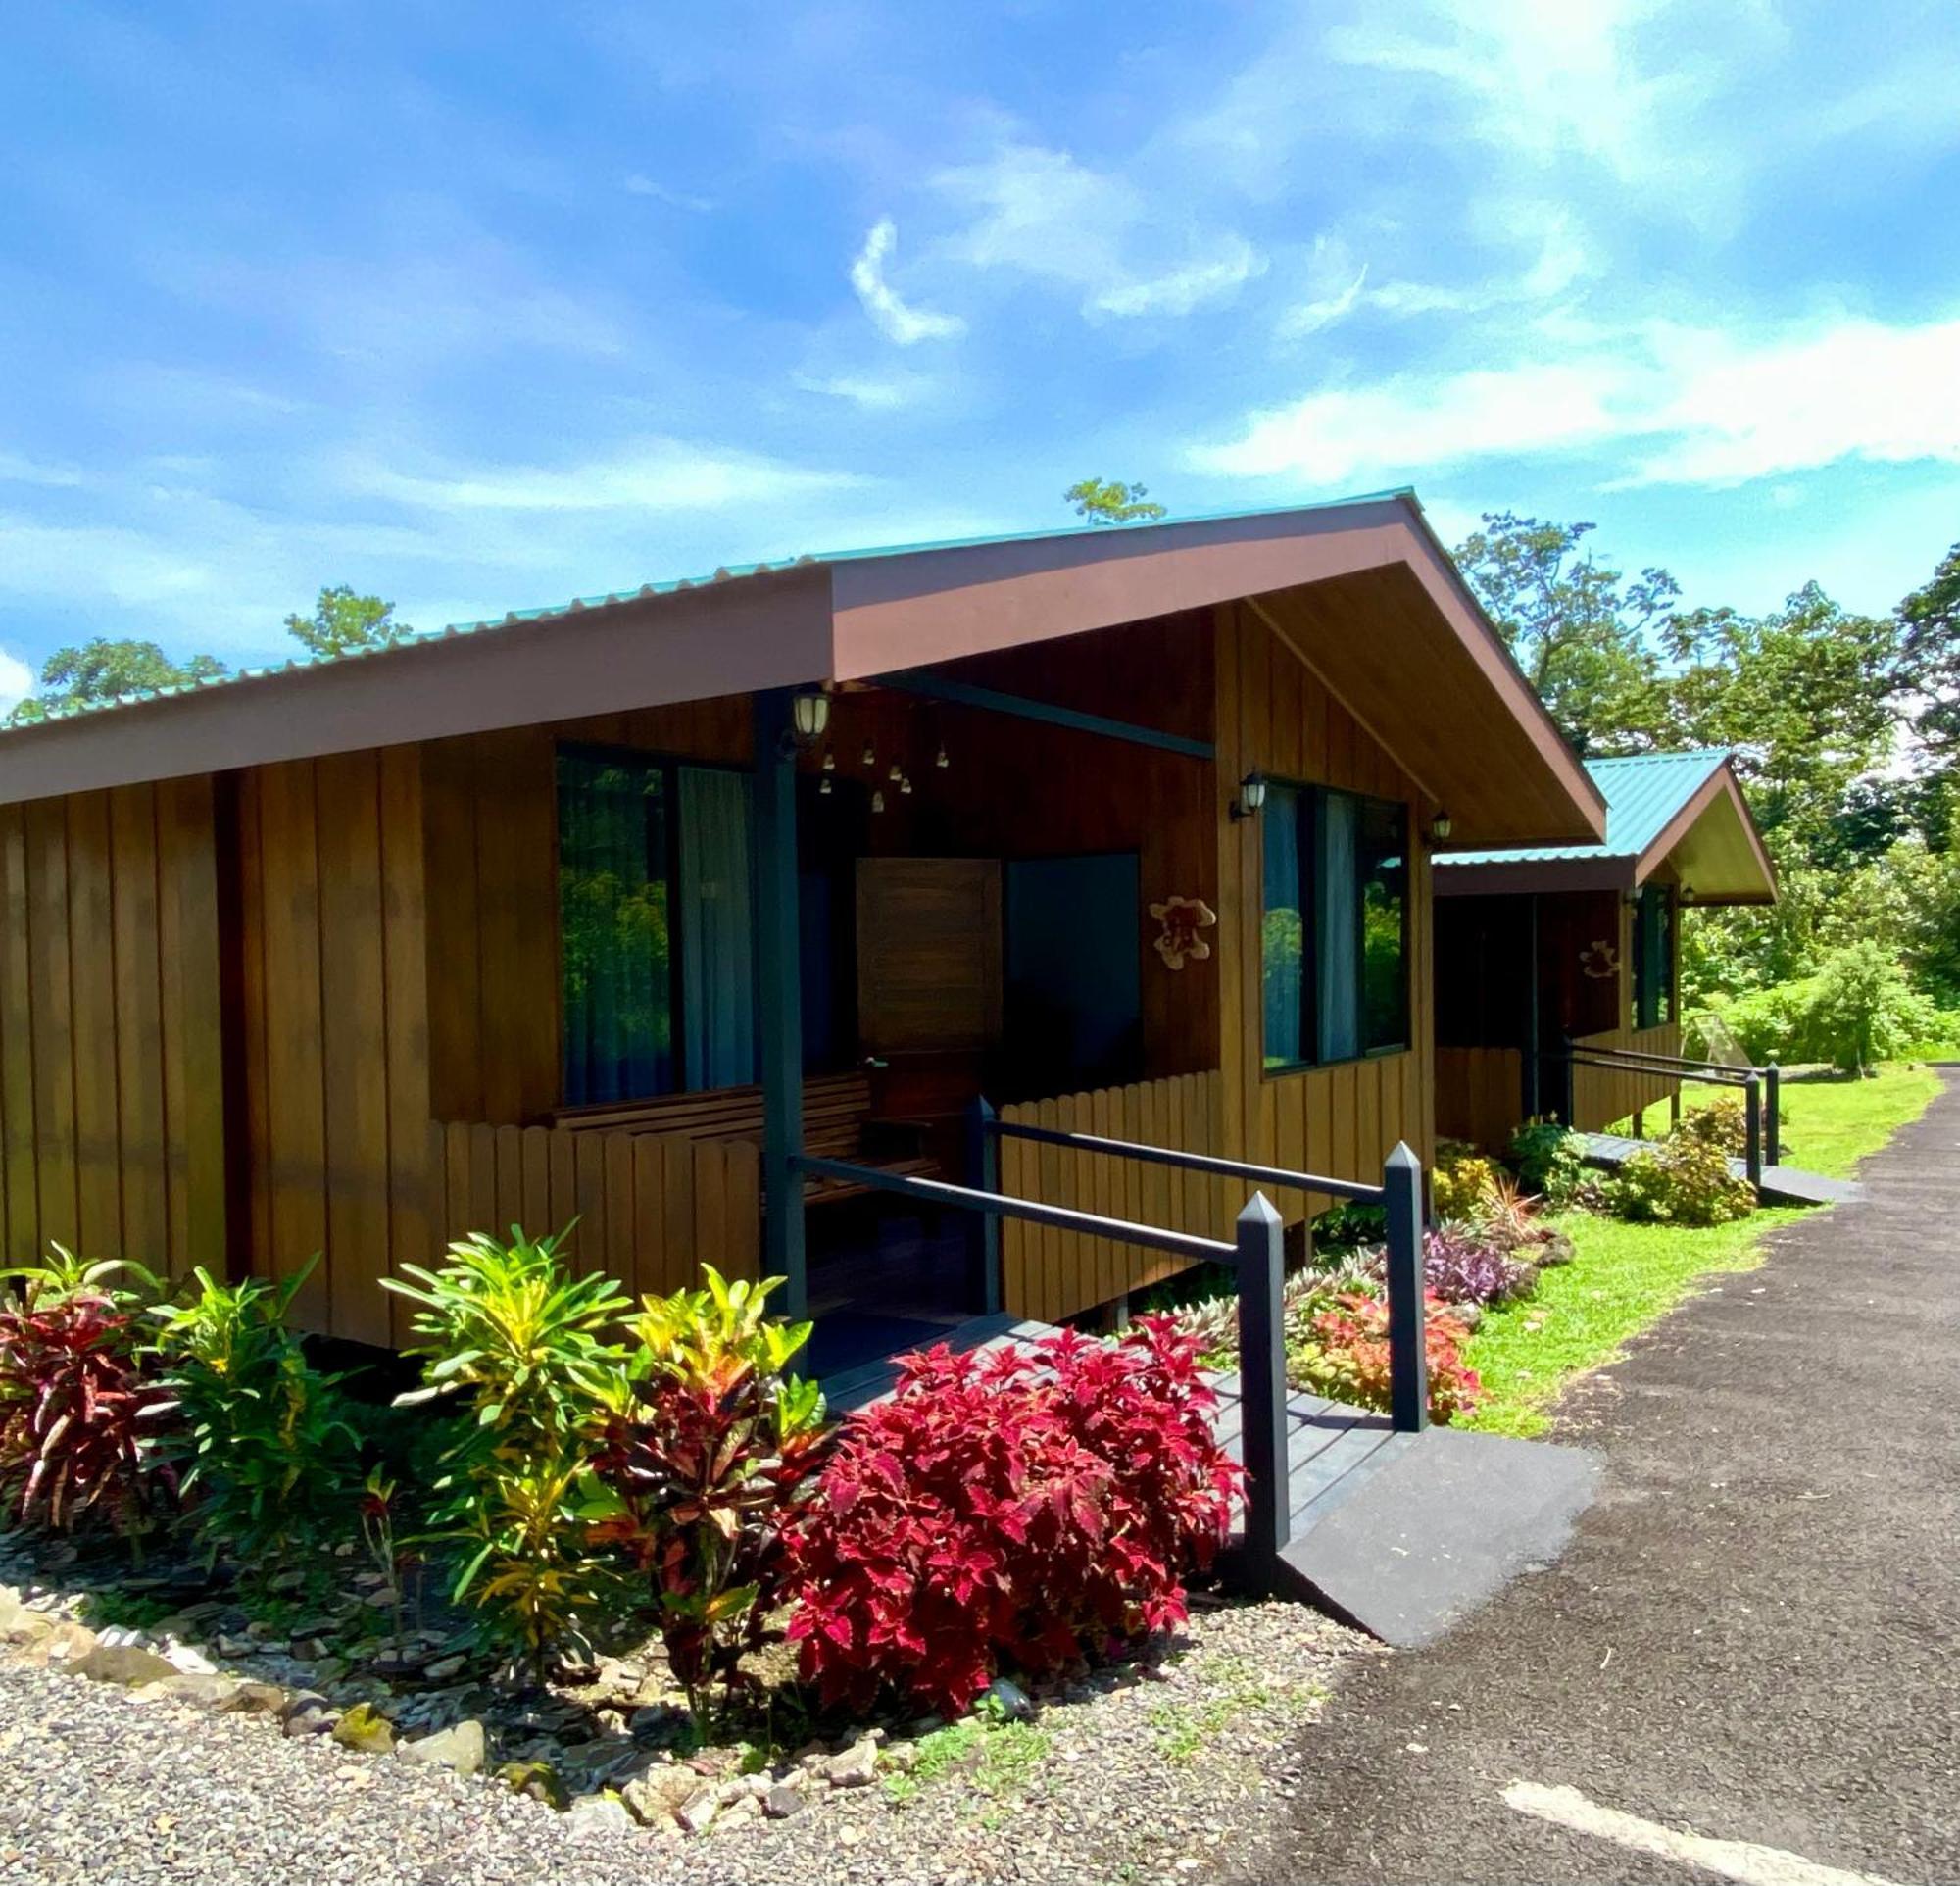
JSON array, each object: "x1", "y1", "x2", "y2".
[{"x1": 855, "y1": 859, "x2": 1002, "y2": 1053}]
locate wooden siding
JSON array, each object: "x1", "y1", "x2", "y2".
[
  {"x1": 1435, "y1": 1046, "x2": 1526, "y2": 1154},
  {"x1": 0, "y1": 781, "x2": 224, "y2": 1277},
  {"x1": 427, "y1": 1118, "x2": 760, "y2": 1298},
  {"x1": 1001, "y1": 1070, "x2": 1237, "y2": 1324},
  {"x1": 1572, "y1": 1021, "x2": 1684, "y2": 1132},
  {"x1": 233, "y1": 750, "x2": 430, "y2": 1344},
  {"x1": 1214, "y1": 596, "x2": 1436, "y2": 1216}
]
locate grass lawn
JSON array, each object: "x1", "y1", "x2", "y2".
[{"x1": 1461, "y1": 1061, "x2": 1948, "y2": 1437}]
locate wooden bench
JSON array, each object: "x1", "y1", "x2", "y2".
[{"x1": 546, "y1": 1069, "x2": 941, "y2": 1205}]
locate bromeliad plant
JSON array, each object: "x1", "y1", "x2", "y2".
[
  {"x1": 784, "y1": 1319, "x2": 1241, "y2": 1719},
  {"x1": 384, "y1": 1226, "x2": 632, "y2": 1685},
  {"x1": 147, "y1": 1261, "x2": 359, "y2": 1572},
  {"x1": 589, "y1": 1266, "x2": 831, "y2": 1729},
  {"x1": 0, "y1": 1247, "x2": 176, "y2": 1542}
]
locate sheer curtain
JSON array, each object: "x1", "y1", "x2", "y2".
[
  {"x1": 678, "y1": 767, "x2": 759, "y2": 1090},
  {"x1": 1316, "y1": 791, "x2": 1360, "y2": 1063}
]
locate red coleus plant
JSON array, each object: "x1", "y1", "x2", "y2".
[
  {"x1": 0, "y1": 1285, "x2": 178, "y2": 1537},
  {"x1": 782, "y1": 1317, "x2": 1242, "y2": 1719},
  {"x1": 1291, "y1": 1291, "x2": 1481, "y2": 1425}
]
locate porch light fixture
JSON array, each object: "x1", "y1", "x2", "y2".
[
  {"x1": 1229, "y1": 770, "x2": 1268, "y2": 821},
  {"x1": 790, "y1": 689, "x2": 830, "y2": 745},
  {"x1": 1430, "y1": 810, "x2": 1453, "y2": 842}
]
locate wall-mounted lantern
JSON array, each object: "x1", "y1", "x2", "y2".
[
  {"x1": 1430, "y1": 809, "x2": 1453, "y2": 842},
  {"x1": 1229, "y1": 769, "x2": 1268, "y2": 822},
  {"x1": 790, "y1": 688, "x2": 830, "y2": 744}
]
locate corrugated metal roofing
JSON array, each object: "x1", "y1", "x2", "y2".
[
  {"x1": 1436, "y1": 749, "x2": 1730, "y2": 868},
  {"x1": 4, "y1": 485, "x2": 1419, "y2": 734}
]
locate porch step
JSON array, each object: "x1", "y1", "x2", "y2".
[
  {"x1": 817, "y1": 1312, "x2": 1055, "y2": 1413},
  {"x1": 1578, "y1": 1132, "x2": 1865, "y2": 1207}
]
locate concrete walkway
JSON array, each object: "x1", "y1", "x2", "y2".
[{"x1": 1236, "y1": 1072, "x2": 1959, "y2": 1886}]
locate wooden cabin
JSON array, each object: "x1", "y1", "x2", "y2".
[
  {"x1": 0, "y1": 494, "x2": 1604, "y2": 1366},
  {"x1": 1433, "y1": 749, "x2": 1776, "y2": 1151}
]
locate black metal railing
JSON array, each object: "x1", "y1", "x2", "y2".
[
  {"x1": 793, "y1": 1113, "x2": 1429, "y2": 1591},
  {"x1": 1553, "y1": 1042, "x2": 1781, "y2": 1186}
]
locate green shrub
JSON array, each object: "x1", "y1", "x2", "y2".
[
  {"x1": 1506, "y1": 1120, "x2": 1586, "y2": 1209},
  {"x1": 1676, "y1": 1095, "x2": 1747, "y2": 1157},
  {"x1": 149, "y1": 1263, "x2": 359, "y2": 1572},
  {"x1": 1288, "y1": 1293, "x2": 1480, "y2": 1424},
  {"x1": 1692, "y1": 946, "x2": 1940, "y2": 1073},
  {"x1": 1607, "y1": 1134, "x2": 1754, "y2": 1226},
  {"x1": 384, "y1": 1226, "x2": 631, "y2": 1684},
  {"x1": 590, "y1": 1266, "x2": 831, "y2": 1729},
  {"x1": 1432, "y1": 1143, "x2": 1501, "y2": 1220}
]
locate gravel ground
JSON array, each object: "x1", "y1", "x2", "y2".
[{"x1": 0, "y1": 1598, "x2": 1371, "y2": 1886}]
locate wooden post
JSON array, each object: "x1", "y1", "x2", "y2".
[
  {"x1": 1383, "y1": 1142, "x2": 1429, "y2": 1434},
  {"x1": 1235, "y1": 1192, "x2": 1290, "y2": 1583},
  {"x1": 966, "y1": 1096, "x2": 1003, "y2": 1316},
  {"x1": 1743, "y1": 1071, "x2": 1763, "y2": 1192},
  {"x1": 1522, "y1": 893, "x2": 1542, "y2": 1119},
  {"x1": 1764, "y1": 1063, "x2": 1781, "y2": 1167},
  {"x1": 753, "y1": 688, "x2": 807, "y2": 1315}
]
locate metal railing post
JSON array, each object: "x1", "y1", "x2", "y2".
[
  {"x1": 1743, "y1": 1072, "x2": 1763, "y2": 1190},
  {"x1": 1764, "y1": 1063, "x2": 1781, "y2": 1167},
  {"x1": 1558, "y1": 1038, "x2": 1576, "y2": 1126},
  {"x1": 1235, "y1": 1192, "x2": 1290, "y2": 1583},
  {"x1": 1383, "y1": 1142, "x2": 1429, "y2": 1434},
  {"x1": 966, "y1": 1097, "x2": 1004, "y2": 1315}
]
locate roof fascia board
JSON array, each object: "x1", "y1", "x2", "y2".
[
  {"x1": 1433, "y1": 856, "x2": 1635, "y2": 898},
  {"x1": 0, "y1": 566, "x2": 835, "y2": 806}
]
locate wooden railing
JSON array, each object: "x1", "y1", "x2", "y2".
[
  {"x1": 426, "y1": 1119, "x2": 760, "y2": 1298},
  {"x1": 1569, "y1": 1022, "x2": 1683, "y2": 1132},
  {"x1": 998, "y1": 1070, "x2": 1233, "y2": 1325}
]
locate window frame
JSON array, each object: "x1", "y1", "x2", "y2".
[
  {"x1": 555, "y1": 739, "x2": 758, "y2": 1103},
  {"x1": 1258, "y1": 776, "x2": 1413, "y2": 1078},
  {"x1": 1631, "y1": 881, "x2": 1677, "y2": 1032}
]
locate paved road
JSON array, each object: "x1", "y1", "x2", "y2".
[{"x1": 1238, "y1": 1072, "x2": 1960, "y2": 1886}]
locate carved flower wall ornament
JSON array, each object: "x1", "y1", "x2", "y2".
[
  {"x1": 1151, "y1": 895, "x2": 1217, "y2": 970},
  {"x1": 1580, "y1": 939, "x2": 1620, "y2": 980}
]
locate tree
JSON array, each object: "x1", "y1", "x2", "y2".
[
  {"x1": 1896, "y1": 541, "x2": 1959, "y2": 763},
  {"x1": 1064, "y1": 478, "x2": 1166, "y2": 526},
  {"x1": 1451, "y1": 514, "x2": 1670, "y2": 753},
  {"x1": 9, "y1": 639, "x2": 228, "y2": 723},
  {"x1": 283, "y1": 585, "x2": 413, "y2": 660}
]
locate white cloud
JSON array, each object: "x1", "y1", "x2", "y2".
[
  {"x1": 792, "y1": 371, "x2": 924, "y2": 411},
  {"x1": 1276, "y1": 236, "x2": 1371, "y2": 340},
  {"x1": 357, "y1": 438, "x2": 870, "y2": 513},
  {"x1": 0, "y1": 453, "x2": 86, "y2": 489},
  {"x1": 622, "y1": 173, "x2": 713, "y2": 211},
  {"x1": 849, "y1": 219, "x2": 966, "y2": 345},
  {"x1": 0, "y1": 649, "x2": 35, "y2": 716},
  {"x1": 1192, "y1": 310, "x2": 1960, "y2": 491},
  {"x1": 1089, "y1": 238, "x2": 1266, "y2": 319}
]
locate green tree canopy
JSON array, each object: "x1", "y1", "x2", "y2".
[
  {"x1": 1064, "y1": 477, "x2": 1167, "y2": 526},
  {"x1": 9, "y1": 639, "x2": 229, "y2": 722},
  {"x1": 1451, "y1": 513, "x2": 1671, "y2": 753},
  {"x1": 1896, "y1": 540, "x2": 1959, "y2": 763},
  {"x1": 283, "y1": 585, "x2": 414, "y2": 660}
]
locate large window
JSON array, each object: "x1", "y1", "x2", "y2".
[
  {"x1": 1262, "y1": 783, "x2": 1409, "y2": 1069},
  {"x1": 557, "y1": 748, "x2": 758, "y2": 1105},
  {"x1": 1632, "y1": 883, "x2": 1675, "y2": 1030}
]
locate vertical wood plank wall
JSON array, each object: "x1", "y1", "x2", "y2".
[
  {"x1": 1214, "y1": 596, "x2": 1436, "y2": 1216},
  {"x1": 0, "y1": 781, "x2": 225, "y2": 1277},
  {"x1": 1434, "y1": 1046, "x2": 1526, "y2": 1153},
  {"x1": 234, "y1": 749, "x2": 430, "y2": 1345},
  {"x1": 426, "y1": 1120, "x2": 760, "y2": 1298},
  {"x1": 1571, "y1": 1021, "x2": 1685, "y2": 1131}
]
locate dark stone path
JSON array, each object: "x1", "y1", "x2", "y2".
[{"x1": 1236, "y1": 1072, "x2": 1959, "y2": 1885}]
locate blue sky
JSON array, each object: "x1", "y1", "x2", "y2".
[{"x1": 2, "y1": 0, "x2": 1957, "y2": 705}]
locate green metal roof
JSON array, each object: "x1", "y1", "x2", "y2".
[
  {"x1": 1437, "y1": 749, "x2": 1732, "y2": 868},
  {"x1": 4, "y1": 486, "x2": 1422, "y2": 733}
]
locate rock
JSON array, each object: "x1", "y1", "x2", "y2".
[
  {"x1": 720, "y1": 1793, "x2": 762, "y2": 1826},
  {"x1": 213, "y1": 1681, "x2": 291, "y2": 1717},
  {"x1": 330, "y1": 1703, "x2": 395, "y2": 1754},
  {"x1": 310, "y1": 1657, "x2": 351, "y2": 1685},
  {"x1": 421, "y1": 1653, "x2": 467, "y2": 1684},
  {"x1": 623, "y1": 1764, "x2": 710, "y2": 1819},
  {"x1": 822, "y1": 1735, "x2": 879, "y2": 1788},
  {"x1": 984, "y1": 1675, "x2": 1035, "y2": 1721},
  {"x1": 162, "y1": 1642, "x2": 219, "y2": 1676},
  {"x1": 73, "y1": 1643, "x2": 179, "y2": 1688},
  {"x1": 884, "y1": 1741, "x2": 920, "y2": 1774},
  {"x1": 133, "y1": 1672, "x2": 242, "y2": 1709},
  {"x1": 95, "y1": 1624, "x2": 155, "y2": 1650},
  {"x1": 291, "y1": 1637, "x2": 332, "y2": 1662},
  {"x1": 282, "y1": 1703, "x2": 337, "y2": 1738},
  {"x1": 495, "y1": 1761, "x2": 567, "y2": 1811},
  {"x1": 214, "y1": 1633, "x2": 256, "y2": 1661},
  {"x1": 399, "y1": 1717, "x2": 488, "y2": 1776},
  {"x1": 0, "y1": 1595, "x2": 57, "y2": 1650},
  {"x1": 674, "y1": 1791, "x2": 719, "y2": 1836},
  {"x1": 628, "y1": 1703, "x2": 682, "y2": 1743},
  {"x1": 565, "y1": 1793, "x2": 634, "y2": 1835},
  {"x1": 762, "y1": 1784, "x2": 806, "y2": 1820}
]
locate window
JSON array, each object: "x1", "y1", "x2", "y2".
[
  {"x1": 557, "y1": 748, "x2": 759, "y2": 1105},
  {"x1": 1632, "y1": 884, "x2": 1675, "y2": 1030},
  {"x1": 1262, "y1": 783, "x2": 1409, "y2": 1069}
]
